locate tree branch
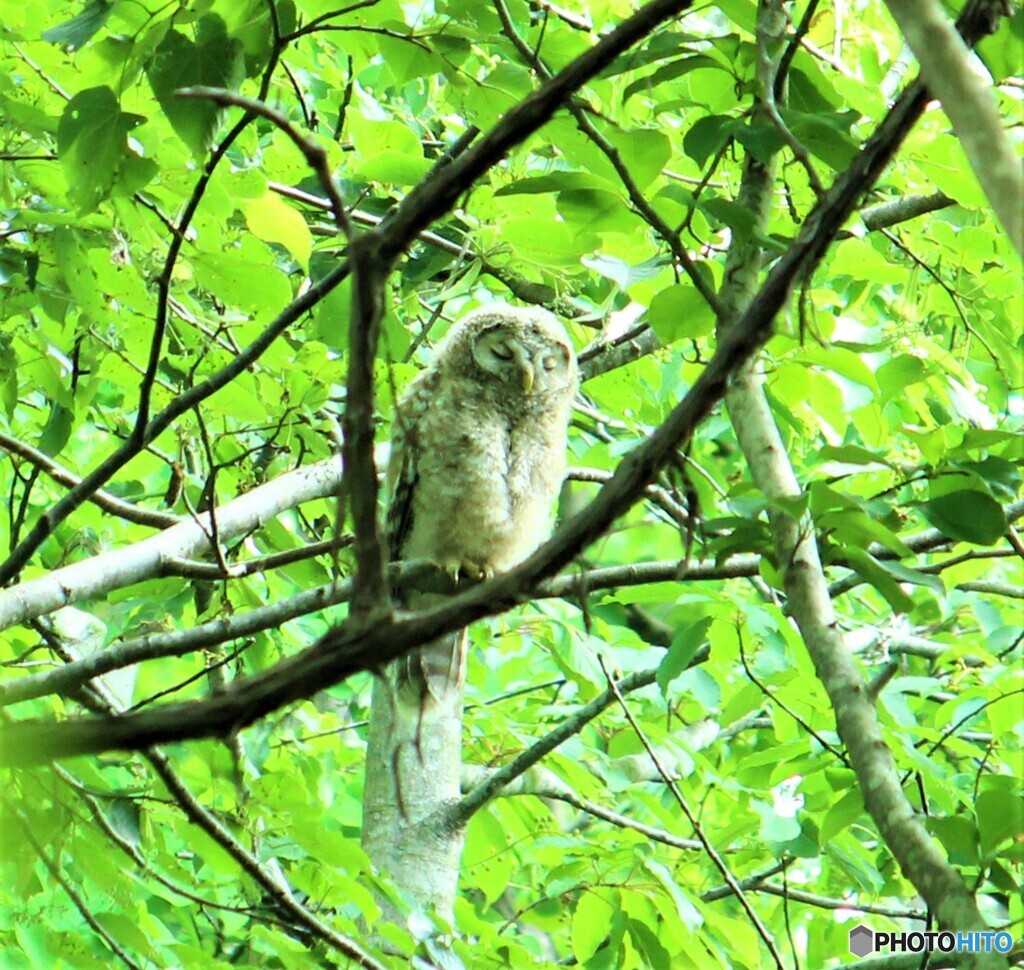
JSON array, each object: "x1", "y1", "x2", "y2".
[
  {"x1": 343, "y1": 234, "x2": 389, "y2": 615},
  {"x1": 372, "y1": 0, "x2": 698, "y2": 265},
  {"x1": 0, "y1": 559, "x2": 730, "y2": 707},
  {"x1": 714, "y1": 5, "x2": 1011, "y2": 960},
  {"x1": 860, "y1": 191, "x2": 955, "y2": 231},
  {"x1": 600, "y1": 656, "x2": 786, "y2": 969},
  {"x1": 0, "y1": 259, "x2": 351, "y2": 587},
  {"x1": 0, "y1": 457, "x2": 344, "y2": 632},
  {"x1": 2, "y1": 791, "x2": 142, "y2": 968},
  {"x1": 176, "y1": 87, "x2": 350, "y2": 235},
  {"x1": 0, "y1": 433, "x2": 182, "y2": 530},
  {"x1": 460, "y1": 763, "x2": 704, "y2": 850},
  {"x1": 449, "y1": 668, "x2": 659, "y2": 829},
  {"x1": 883, "y1": 0, "x2": 1022, "y2": 256}
]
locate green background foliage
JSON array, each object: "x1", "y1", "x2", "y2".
[{"x1": 0, "y1": 0, "x2": 1021, "y2": 966}]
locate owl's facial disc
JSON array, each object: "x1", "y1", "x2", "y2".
[{"x1": 471, "y1": 320, "x2": 574, "y2": 398}]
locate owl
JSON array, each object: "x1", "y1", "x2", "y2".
[{"x1": 386, "y1": 304, "x2": 578, "y2": 702}]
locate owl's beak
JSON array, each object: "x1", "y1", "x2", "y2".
[
  {"x1": 521, "y1": 364, "x2": 535, "y2": 395},
  {"x1": 510, "y1": 343, "x2": 536, "y2": 394}
]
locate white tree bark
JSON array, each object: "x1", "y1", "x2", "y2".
[
  {"x1": 718, "y1": 36, "x2": 1006, "y2": 961},
  {"x1": 0, "y1": 456, "x2": 342, "y2": 631},
  {"x1": 884, "y1": 0, "x2": 1023, "y2": 257},
  {"x1": 362, "y1": 641, "x2": 466, "y2": 923}
]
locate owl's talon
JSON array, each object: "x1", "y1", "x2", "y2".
[
  {"x1": 437, "y1": 560, "x2": 462, "y2": 588},
  {"x1": 460, "y1": 560, "x2": 496, "y2": 581}
]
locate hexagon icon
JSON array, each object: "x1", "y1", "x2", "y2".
[{"x1": 849, "y1": 925, "x2": 874, "y2": 957}]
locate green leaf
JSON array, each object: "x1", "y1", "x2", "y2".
[
  {"x1": 496, "y1": 173, "x2": 616, "y2": 197},
  {"x1": 39, "y1": 403, "x2": 74, "y2": 457},
  {"x1": 190, "y1": 237, "x2": 292, "y2": 319},
  {"x1": 926, "y1": 816, "x2": 980, "y2": 866},
  {"x1": 919, "y1": 491, "x2": 1008, "y2": 545},
  {"x1": 558, "y1": 189, "x2": 634, "y2": 231},
  {"x1": 572, "y1": 890, "x2": 619, "y2": 963},
  {"x1": 683, "y1": 114, "x2": 737, "y2": 168},
  {"x1": 57, "y1": 87, "x2": 146, "y2": 212},
  {"x1": 799, "y1": 346, "x2": 879, "y2": 390},
  {"x1": 820, "y1": 787, "x2": 864, "y2": 844},
  {"x1": 582, "y1": 253, "x2": 668, "y2": 289},
  {"x1": 608, "y1": 129, "x2": 671, "y2": 191},
  {"x1": 51, "y1": 228, "x2": 109, "y2": 321},
  {"x1": 145, "y1": 15, "x2": 245, "y2": 158},
  {"x1": 781, "y1": 107, "x2": 859, "y2": 170},
  {"x1": 877, "y1": 355, "x2": 927, "y2": 401},
  {"x1": 623, "y1": 54, "x2": 731, "y2": 101},
  {"x1": 463, "y1": 810, "x2": 515, "y2": 906},
  {"x1": 0, "y1": 335, "x2": 17, "y2": 422},
  {"x1": 977, "y1": 789, "x2": 1024, "y2": 859},
  {"x1": 699, "y1": 196, "x2": 759, "y2": 234},
  {"x1": 641, "y1": 859, "x2": 702, "y2": 931},
  {"x1": 244, "y1": 192, "x2": 312, "y2": 271},
  {"x1": 42, "y1": 0, "x2": 113, "y2": 50},
  {"x1": 817, "y1": 444, "x2": 893, "y2": 468},
  {"x1": 957, "y1": 457, "x2": 1022, "y2": 501},
  {"x1": 876, "y1": 559, "x2": 945, "y2": 595},
  {"x1": 819, "y1": 509, "x2": 912, "y2": 558},
  {"x1": 841, "y1": 546, "x2": 915, "y2": 613},
  {"x1": 648, "y1": 284, "x2": 715, "y2": 342},
  {"x1": 627, "y1": 920, "x2": 672, "y2": 970},
  {"x1": 106, "y1": 798, "x2": 142, "y2": 848},
  {"x1": 658, "y1": 617, "x2": 712, "y2": 696},
  {"x1": 501, "y1": 219, "x2": 583, "y2": 267},
  {"x1": 354, "y1": 150, "x2": 432, "y2": 185}
]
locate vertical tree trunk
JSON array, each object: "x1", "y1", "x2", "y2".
[{"x1": 361, "y1": 635, "x2": 465, "y2": 924}]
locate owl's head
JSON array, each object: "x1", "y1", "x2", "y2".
[{"x1": 444, "y1": 305, "x2": 577, "y2": 401}]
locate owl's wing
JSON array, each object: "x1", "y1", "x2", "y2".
[{"x1": 385, "y1": 427, "x2": 417, "y2": 566}]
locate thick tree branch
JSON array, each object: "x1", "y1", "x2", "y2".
[
  {"x1": 344, "y1": 234, "x2": 389, "y2": 615},
  {"x1": 6, "y1": 493, "x2": 1019, "y2": 711},
  {"x1": 718, "y1": 7, "x2": 1009, "y2": 964},
  {"x1": 0, "y1": 457, "x2": 343, "y2": 632},
  {"x1": 0, "y1": 560, "x2": 730, "y2": 707},
  {"x1": 860, "y1": 191, "x2": 955, "y2": 231},
  {"x1": 883, "y1": 0, "x2": 1022, "y2": 256}
]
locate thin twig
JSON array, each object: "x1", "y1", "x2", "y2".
[
  {"x1": 492, "y1": 0, "x2": 723, "y2": 314},
  {"x1": 176, "y1": 87, "x2": 350, "y2": 235},
  {"x1": 1, "y1": 792, "x2": 144, "y2": 970},
  {"x1": 449, "y1": 668, "x2": 660, "y2": 828},
  {"x1": 598, "y1": 655, "x2": 786, "y2": 970},
  {"x1": 0, "y1": 433, "x2": 182, "y2": 529}
]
